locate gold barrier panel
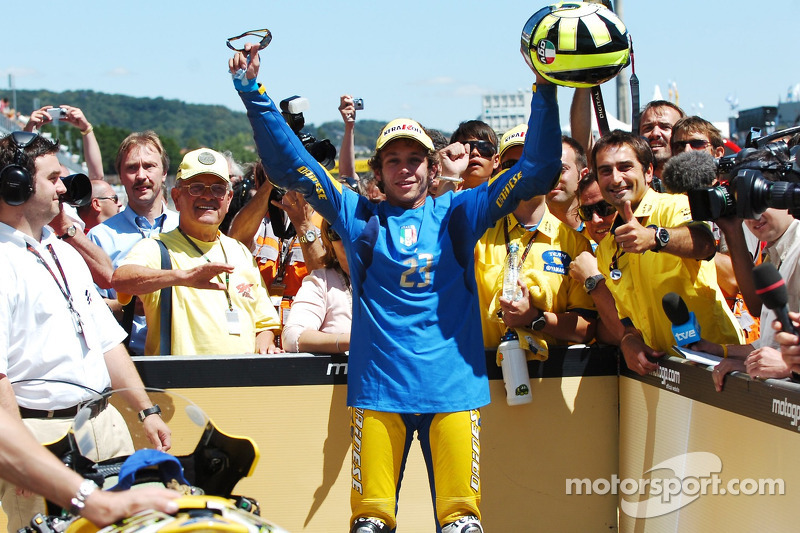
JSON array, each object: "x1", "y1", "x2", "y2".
[
  {"x1": 618, "y1": 355, "x2": 797, "y2": 531},
  {"x1": 0, "y1": 347, "x2": 618, "y2": 532}
]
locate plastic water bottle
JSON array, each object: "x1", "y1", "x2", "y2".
[
  {"x1": 503, "y1": 243, "x2": 523, "y2": 302},
  {"x1": 497, "y1": 330, "x2": 532, "y2": 406}
]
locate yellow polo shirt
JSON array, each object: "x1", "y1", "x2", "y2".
[
  {"x1": 475, "y1": 207, "x2": 596, "y2": 349},
  {"x1": 595, "y1": 188, "x2": 744, "y2": 351}
]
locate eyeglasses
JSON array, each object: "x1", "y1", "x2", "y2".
[
  {"x1": 180, "y1": 183, "x2": 230, "y2": 199},
  {"x1": 578, "y1": 200, "x2": 616, "y2": 222},
  {"x1": 500, "y1": 158, "x2": 519, "y2": 170},
  {"x1": 672, "y1": 139, "x2": 711, "y2": 151},
  {"x1": 95, "y1": 195, "x2": 119, "y2": 203},
  {"x1": 462, "y1": 140, "x2": 496, "y2": 159},
  {"x1": 226, "y1": 28, "x2": 272, "y2": 53},
  {"x1": 326, "y1": 228, "x2": 341, "y2": 242}
]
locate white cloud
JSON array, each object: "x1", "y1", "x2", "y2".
[
  {"x1": 105, "y1": 67, "x2": 132, "y2": 77},
  {"x1": 415, "y1": 76, "x2": 456, "y2": 86}
]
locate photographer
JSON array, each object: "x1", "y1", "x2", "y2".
[{"x1": 227, "y1": 161, "x2": 325, "y2": 302}]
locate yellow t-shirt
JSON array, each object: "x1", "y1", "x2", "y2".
[
  {"x1": 595, "y1": 188, "x2": 744, "y2": 352},
  {"x1": 475, "y1": 207, "x2": 596, "y2": 349},
  {"x1": 119, "y1": 228, "x2": 281, "y2": 355}
]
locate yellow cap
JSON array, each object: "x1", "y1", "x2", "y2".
[
  {"x1": 499, "y1": 124, "x2": 528, "y2": 158},
  {"x1": 375, "y1": 118, "x2": 434, "y2": 152},
  {"x1": 177, "y1": 148, "x2": 230, "y2": 182}
]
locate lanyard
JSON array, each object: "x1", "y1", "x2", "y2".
[
  {"x1": 177, "y1": 228, "x2": 234, "y2": 311},
  {"x1": 26, "y1": 242, "x2": 85, "y2": 335},
  {"x1": 503, "y1": 216, "x2": 538, "y2": 266}
]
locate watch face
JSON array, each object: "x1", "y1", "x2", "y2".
[
  {"x1": 585, "y1": 277, "x2": 597, "y2": 291},
  {"x1": 302, "y1": 230, "x2": 316, "y2": 243},
  {"x1": 657, "y1": 228, "x2": 669, "y2": 245}
]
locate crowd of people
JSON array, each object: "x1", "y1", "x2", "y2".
[{"x1": 1, "y1": 42, "x2": 799, "y2": 533}]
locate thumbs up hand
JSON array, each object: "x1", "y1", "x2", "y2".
[{"x1": 613, "y1": 201, "x2": 656, "y2": 254}]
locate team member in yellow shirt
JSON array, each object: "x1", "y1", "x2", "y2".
[
  {"x1": 475, "y1": 127, "x2": 597, "y2": 354},
  {"x1": 592, "y1": 130, "x2": 744, "y2": 375}
]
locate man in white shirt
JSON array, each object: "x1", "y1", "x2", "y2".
[{"x1": 0, "y1": 131, "x2": 170, "y2": 532}]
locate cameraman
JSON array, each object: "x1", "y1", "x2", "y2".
[{"x1": 696, "y1": 149, "x2": 800, "y2": 389}]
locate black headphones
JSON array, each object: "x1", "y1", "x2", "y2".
[{"x1": 0, "y1": 131, "x2": 39, "y2": 206}]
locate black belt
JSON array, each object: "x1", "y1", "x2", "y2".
[{"x1": 19, "y1": 396, "x2": 109, "y2": 420}]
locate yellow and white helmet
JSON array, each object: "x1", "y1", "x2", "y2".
[{"x1": 521, "y1": 1, "x2": 630, "y2": 88}]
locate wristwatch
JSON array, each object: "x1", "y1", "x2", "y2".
[
  {"x1": 137, "y1": 404, "x2": 162, "y2": 422},
  {"x1": 58, "y1": 225, "x2": 77, "y2": 240},
  {"x1": 584, "y1": 274, "x2": 605, "y2": 294},
  {"x1": 649, "y1": 225, "x2": 670, "y2": 252},
  {"x1": 299, "y1": 230, "x2": 317, "y2": 244},
  {"x1": 530, "y1": 310, "x2": 547, "y2": 331}
]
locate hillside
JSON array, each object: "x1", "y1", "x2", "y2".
[{"x1": 1, "y1": 89, "x2": 395, "y2": 175}]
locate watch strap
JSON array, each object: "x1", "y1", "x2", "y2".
[
  {"x1": 58, "y1": 225, "x2": 77, "y2": 240},
  {"x1": 138, "y1": 404, "x2": 162, "y2": 422}
]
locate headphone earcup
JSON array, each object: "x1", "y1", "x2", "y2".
[{"x1": 0, "y1": 164, "x2": 33, "y2": 206}]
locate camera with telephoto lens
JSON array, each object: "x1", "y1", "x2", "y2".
[
  {"x1": 687, "y1": 126, "x2": 800, "y2": 220},
  {"x1": 266, "y1": 96, "x2": 338, "y2": 240},
  {"x1": 60, "y1": 173, "x2": 92, "y2": 207},
  {"x1": 279, "y1": 95, "x2": 337, "y2": 170}
]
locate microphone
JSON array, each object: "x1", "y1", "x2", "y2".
[
  {"x1": 662, "y1": 292, "x2": 702, "y2": 346},
  {"x1": 753, "y1": 262, "x2": 798, "y2": 335},
  {"x1": 661, "y1": 150, "x2": 717, "y2": 194}
]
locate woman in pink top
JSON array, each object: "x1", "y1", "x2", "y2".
[{"x1": 282, "y1": 219, "x2": 352, "y2": 353}]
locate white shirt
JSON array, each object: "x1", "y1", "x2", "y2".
[
  {"x1": 755, "y1": 219, "x2": 800, "y2": 350},
  {"x1": 0, "y1": 222, "x2": 125, "y2": 409}
]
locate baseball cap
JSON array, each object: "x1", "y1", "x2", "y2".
[
  {"x1": 499, "y1": 124, "x2": 528, "y2": 159},
  {"x1": 177, "y1": 148, "x2": 230, "y2": 182},
  {"x1": 375, "y1": 118, "x2": 434, "y2": 152}
]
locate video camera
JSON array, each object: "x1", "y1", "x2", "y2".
[{"x1": 687, "y1": 126, "x2": 800, "y2": 220}]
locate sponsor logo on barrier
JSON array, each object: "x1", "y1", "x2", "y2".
[
  {"x1": 566, "y1": 452, "x2": 785, "y2": 518},
  {"x1": 650, "y1": 365, "x2": 681, "y2": 392},
  {"x1": 327, "y1": 362, "x2": 348, "y2": 376},
  {"x1": 772, "y1": 397, "x2": 800, "y2": 430}
]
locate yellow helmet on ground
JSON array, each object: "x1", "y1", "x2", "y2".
[{"x1": 521, "y1": 1, "x2": 630, "y2": 88}]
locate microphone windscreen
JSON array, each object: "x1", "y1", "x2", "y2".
[
  {"x1": 753, "y1": 262, "x2": 789, "y2": 310},
  {"x1": 662, "y1": 151, "x2": 717, "y2": 194},
  {"x1": 662, "y1": 292, "x2": 690, "y2": 325}
]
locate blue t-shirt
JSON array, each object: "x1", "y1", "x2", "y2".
[{"x1": 239, "y1": 83, "x2": 561, "y2": 412}]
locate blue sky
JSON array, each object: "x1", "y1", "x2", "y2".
[{"x1": 2, "y1": 1, "x2": 798, "y2": 133}]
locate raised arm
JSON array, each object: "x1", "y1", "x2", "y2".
[{"x1": 338, "y1": 95, "x2": 359, "y2": 181}]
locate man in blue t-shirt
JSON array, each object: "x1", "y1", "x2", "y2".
[{"x1": 229, "y1": 45, "x2": 561, "y2": 533}]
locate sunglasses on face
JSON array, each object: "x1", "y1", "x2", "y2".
[
  {"x1": 180, "y1": 183, "x2": 230, "y2": 199},
  {"x1": 326, "y1": 228, "x2": 341, "y2": 242},
  {"x1": 462, "y1": 140, "x2": 496, "y2": 159},
  {"x1": 500, "y1": 158, "x2": 519, "y2": 170},
  {"x1": 672, "y1": 139, "x2": 711, "y2": 151},
  {"x1": 578, "y1": 200, "x2": 616, "y2": 222},
  {"x1": 95, "y1": 195, "x2": 119, "y2": 203}
]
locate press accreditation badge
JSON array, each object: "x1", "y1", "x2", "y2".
[{"x1": 226, "y1": 309, "x2": 242, "y2": 335}]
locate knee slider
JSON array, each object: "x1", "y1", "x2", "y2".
[
  {"x1": 350, "y1": 516, "x2": 389, "y2": 533},
  {"x1": 441, "y1": 515, "x2": 484, "y2": 533}
]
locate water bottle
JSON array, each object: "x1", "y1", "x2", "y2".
[
  {"x1": 497, "y1": 330, "x2": 533, "y2": 406},
  {"x1": 503, "y1": 243, "x2": 523, "y2": 302}
]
